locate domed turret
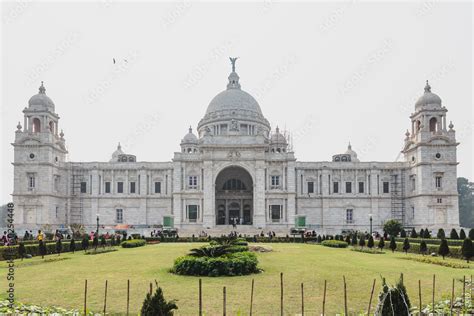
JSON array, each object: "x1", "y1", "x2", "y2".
[
  {"x1": 110, "y1": 143, "x2": 124, "y2": 162},
  {"x1": 181, "y1": 127, "x2": 199, "y2": 153},
  {"x1": 415, "y1": 80, "x2": 442, "y2": 111},
  {"x1": 28, "y1": 82, "x2": 55, "y2": 111},
  {"x1": 270, "y1": 126, "x2": 288, "y2": 153},
  {"x1": 344, "y1": 142, "x2": 359, "y2": 162}
]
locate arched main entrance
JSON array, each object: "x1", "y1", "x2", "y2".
[{"x1": 215, "y1": 166, "x2": 253, "y2": 225}]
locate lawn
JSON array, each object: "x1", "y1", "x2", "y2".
[{"x1": 1, "y1": 243, "x2": 472, "y2": 315}]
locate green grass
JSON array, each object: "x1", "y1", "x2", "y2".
[{"x1": 1, "y1": 243, "x2": 472, "y2": 315}]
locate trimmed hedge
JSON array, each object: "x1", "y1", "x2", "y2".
[
  {"x1": 0, "y1": 239, "x2": 113, "y2": 260},
  {"x1": 378, "y1": 240, "x2": 462, "y2": 259},
  {"x1": 394, "y1": 237, "x2": 463, "y2": 247},
  {"x1": 172, "y1": 251, "x2": 259, "y2": 276},
  {"x1": 121, "y1": 239, "x2": 146, "y2": 248},
  {"x1": 321, "y1": 240, "x2": 348, "y2": 248}
]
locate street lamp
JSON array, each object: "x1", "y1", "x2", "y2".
[
  {"x1": 369, "y1": 213, "x2": 373, "y2": 235},
  {"x1": 96, "y1": 214, "x2": 100, "y2": 235}
]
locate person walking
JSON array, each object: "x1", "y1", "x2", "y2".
[{"x1": 1, "y1": 231, "x2": 8, "y2": 246}]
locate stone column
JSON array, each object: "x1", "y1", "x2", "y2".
[
  {"x1": 253, "y1": 160, "x2": 266, "y2": 228},
  {"x1": 202, "y1": 160, "x2": 215, "y2": 228}
]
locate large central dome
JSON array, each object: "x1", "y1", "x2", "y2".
[
  {"x1": 206, "y1": 88, "x2": 263, "y2": 116},
  {"x1": 197, "y1": 60, "x2": 270, "y2": 137}
]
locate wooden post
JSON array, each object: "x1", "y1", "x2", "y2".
[
  {"x1": 126, "y1": 279, "x2": 130, "y2": 316},
  {"x1": 250, "y1": 279, "x2": 254, "y2": 316},
  {"x1": 301, "y1": 283, "x2": 304, "y2": 316},
  {"x1": 223, "y1": 286, "x2": 226, "y2": 316},
  {"x1": 84, "y1": 279, "x2": 87, "y2": 316},
  {"x1": 432, "y1": 274, "x2": 435, "y2": 313},
  {"x1": 450, "y1": 278, "x2": 454, "y2": 316},
  {"x1": 343, "y1": 276, "x2": 348, "y2": 316},
  {"x1": 418, "y1": 280, "x2": 422, "y2": 316},
  {"x1": 463, "y1": 275, "x2": 466, "y2": 310},
  {"x1": 471, "y1": 275, "x2": 473, "y2": 306},
  {"x1": 367, "y1": 278, "x2": 376, "y2": 316},
  {"x1": 280, "y1": 272, "x2": 284, "y2": 316},
  {"x1": 150, "y1": 282, "x2": 153, "y2": 295},
  {"x1": 322, "y1": 280, "x2": 327, "y2": 316},
  {"x1": 199, "y1": 278, "x2": 202, "y2": 316},
  {"x1": 103, "y1": 280, "x2": 108, "y2": 315}
]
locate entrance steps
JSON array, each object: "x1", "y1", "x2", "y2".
[{"x1": 178, "y1": 225, "x2": 291, "y2": 237}]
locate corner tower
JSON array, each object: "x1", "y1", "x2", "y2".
[
  {"x1": 12, "y1": 82, "x2": 68, "y2": 230},
  {"x1": 402, "y1": 81, "x2": 459, "y2": 229}
]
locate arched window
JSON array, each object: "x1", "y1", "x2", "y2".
[
  {"x1": 416, "y1": 120, "x2": 421, "y2": 131},
  {"x1": 49, "y1": 121, "x2": 54, "y2": 134},
  {"x1": 32, "y1": 118, "x2": 41, "y2": 133},
  {"x1": 429, "y1": 117, "x2": 437, "y2": 132},
  {"x1": 223, "y1": 179, "x2": 246, "y2": 190}
]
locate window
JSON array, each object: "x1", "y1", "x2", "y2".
[
  {"x1": 188, "y1": 176, "x2": 198, "y2": 189},
  {"x1": 80, "y1": 182, "x2": 87, "y2": 193},
  {"x1": 358, "y1": 182, "x2": 364, "y2": 193},
  {"x1": 437, "y1": 198, "x2": 442, "y2": 203},
  {"x1": 54, "y1": 175, "x2": 60, "y2": 192},
  {"x1": 117, "y1": 182, "x2": 124, "y2": 193},
  {"x1": 435, "y1": 176, "x2": 442, "y2": 189},
  {"x1": 345, "y1": 182, "x2": 352, "y2": 193},
  {"x1": 411, "y1": 177, "x2": 416, "y2": 192},
  {"x1": 346, "y1": 209, "x2": 353, "y2": 224},
  {"x1": 383, "y1": 182, "x2": 390, "y2": 193},
  {"x1": 55, "y1": 206, "x2": 59, "y2": 218},
  {"x1": 116, "y1": 209, "x2": 123, "y2": 223},
  {"x1": 270, "y1": 205, "x2": 282, "y2": 222},
  {"x1": 105, "y1": 182, "x2": 111, "y2": 193},
  {"x1": 130, "y1": 182, "x2": 136, "y2": 194},
  {"x1": 187, "y1": 205, "x2": 199, "y2": 222},
  {"x1": 333, "y1": 182, "x2": 339, "y2": 193},
  {"x1": 271, "y1": 176, "x2": 280, "y2": 188},
  {"x1": 223, "y1": 179, "x2": 246, "y2": 190},
  {"x1": 307, "y1": 181, "x2": 314, "y2": 194},
  {"x1": 154, "y1": 181, "x2": 161, "y2": 193}
]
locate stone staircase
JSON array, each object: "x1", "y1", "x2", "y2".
[{"x1": 178, "y1": 225, "x2": 291, "y2": 237}]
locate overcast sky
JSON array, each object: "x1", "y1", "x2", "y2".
[{"x1": 1, "y1": 1, "x2": 472, "y2": 203}]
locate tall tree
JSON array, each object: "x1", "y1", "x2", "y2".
[
  {"x1": 458, "y1": 177, "x2": 474, "y2": 228},
  {"x1": 389, "y1": 236, "x2": 397, "y2": 253},
  {"x1": 368, "y1": 236, "x2": 375, "y2": 249},
  {"x1": 438, "y1": 239, "x2": 450, "y2": 259},
  {"x1": 378, "y1": 237, "x2": 385, "y2": 252},
  {"x1": 420, "y1": 240, "x2": 427, "y2": 256},
  {"x1": 383, "y1": 220, "x2": 402, "y2": 237},
  {"x1": 461, "y1": 238, "x2": 474, "y2": 263},
  {"x1": 402, "y1": 238, "x2": 410, "y2": 254},
  {"x1": 450, "y1": 229, "x2": 459, "y2": 240},
  {"x1": 359, "y1": 234, "x2": 366, "y2": 248},
  {"x1": 437, "y1": 228, "x2": 445, "y2": 239}
]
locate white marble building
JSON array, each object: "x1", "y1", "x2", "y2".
[{"x1": 11, "y1": 60, "x2": 460, "y2": 235}]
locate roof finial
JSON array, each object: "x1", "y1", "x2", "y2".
[
  {"x1": 424, "y1": 80, "x2": 431, "y2": 93},
  {"x1": 348, "y1": 142, "x2": 352, "y2": 150},
  {"x1": 39, "y1": 81, "x2": 46, "y2": 94},
  {"x1": 276, "y1": 126, "x2": 280, "y2": 133},
  {"x1": 229, "y1": 57, "x2": 238, "y2": 72},
  {"x1": 189, "y1": 125, "x2": 192, "y2": 133},
  {"x1": 117, "y1": 142, "x2": 122, "y2": 150}
]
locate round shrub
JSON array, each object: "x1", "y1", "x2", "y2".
[
  {"x1": 321, "y1": 240, "x2": 348, "y2": 248},
  {"x1": 121, "y1": 239, "x2": 146, "y2": 248},
  {"x1": 172, "y1": 252, "x2": 259, "y2": 277}
]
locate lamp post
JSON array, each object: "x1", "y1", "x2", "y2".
[
  {"x1": 96, "y1": 214, "x2": 100, "y2": 235},
  {"x1": 369, "y1": 213, "x2": 373, "y2": 235}
]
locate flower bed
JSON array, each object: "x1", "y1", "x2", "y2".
[
  {"x1": 321, "y1": 240, "x2": 348, "y2": 248},
  {"x1": 171, "y1": 251, "x2": 259, "y2": 277},
  {"x1": 121, "y1": 239, "x2": 146, "y2": 248}
]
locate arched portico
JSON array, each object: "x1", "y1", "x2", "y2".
[{"x1": 215, "y1": 166, "x2": 253, "y2": 225}]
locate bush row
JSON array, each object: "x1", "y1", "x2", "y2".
[
  {"x1": 321, "y1": 240, "x2": 348, "y2": 248},
  {"x1": 394, "y1": 237, "x2": 464, "y2": 247},
  {"x1": 171, "y1": 252, "x2": 259, "y2": 277},
  {"x1": 145, "y1": 236, "x2": 321, "y2": 244},
  {"x1": 376, "y1": 241, "x2": 463, "y2": 259},
  {"x1": 121, "y1": 239, "x2": 146, "y2": 248},
  {"x1": 0, "y1": 240, "x2": 113, "y2": 260}
]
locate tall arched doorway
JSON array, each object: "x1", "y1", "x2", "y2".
[{"x1": 215, "y1": 166, "x2": 253, "y2": 225}]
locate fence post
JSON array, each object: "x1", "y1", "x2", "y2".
[
  {"x1": 223, "y1": 286, "x2": 226, "y2": 316},
  {"x1": 127, "y1": 279, "x2": 130, "y2": 316},
  {"x1": 280, "y1": 272, "x2": 284, "y2": 316},
  {"x1": 451, "y1": 278, "x2": 454, "y2": 315},
  {"x1": 432, "y1": 274, "x2": 435, "y2": 313},
  {"x1": 343, "y1": 276, "x2": 348, "y2": 316},
  {"x1": 463, "y1": 275, "x2": 466, "y2": 310},
  {"x1": 199, "y1": 278, "x2": 202, "y2": 316},
  {"x1": 250, "y1": 279, "x2": 254, "y2": 316},
  {"x1": 301, "y1": 283, "x2": 304, "y2": 316},
  {"x1": 103, "y1": 280, "x2": 108, "y2": 315},
  {"x1": 150, "y1": 282, "x2": 153, "y2": 296},
  {"x1": 367, "y1": 278, "x2": 376, "y2": 316},
  {"x1": 322, "y1": 280, "x2": 327, "y2": 316},
  {"x1": 84, "y1": 279, "x2": 87, "y2": 315},
  {"x1": 418, "y1": 280, "x2": 422, "y2": 316}
]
